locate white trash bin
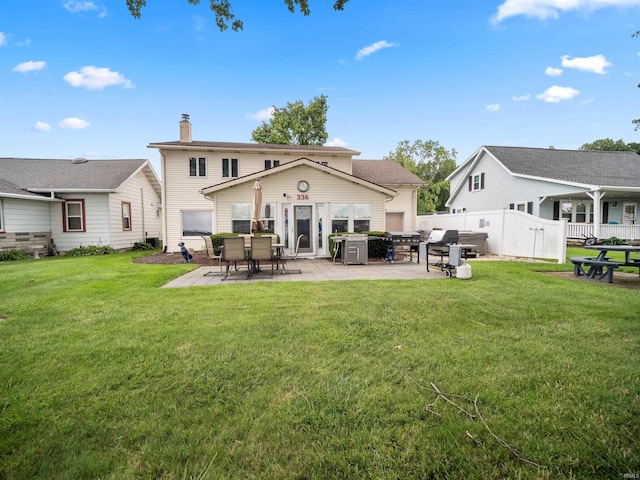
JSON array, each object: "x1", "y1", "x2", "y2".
[{"x1": 456, "y1": 263, "x2": 472, "y2": 279}]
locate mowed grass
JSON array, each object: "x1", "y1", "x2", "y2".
[{"x1": 0, "y1": 252, "x2": 638, "y2": 479}]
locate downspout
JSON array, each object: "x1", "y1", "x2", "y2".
[
  {"x1": 140, "y1": 187, "x2": 146, "y2": 242},
  {"x1": 161, "y1": 153, "x2": 167, "y2": 252}
]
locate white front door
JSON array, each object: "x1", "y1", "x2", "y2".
[{"x1": 623, "y1": 203, "x2": 636, "y2": 225}]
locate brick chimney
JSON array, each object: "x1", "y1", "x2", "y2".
[{"x1": 179, "y1": 113, "x2": 192, "y2": 143}]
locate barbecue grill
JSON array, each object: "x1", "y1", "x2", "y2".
[
  {"x1": 425, "y1": 229, "x2": 459, "y2": 274},
  {"x1": 424, "y1": 229, "x2": 478, "y2": 276},
  {"x1": 383, "y1": 231, "x2": 421, "y2": 263}
]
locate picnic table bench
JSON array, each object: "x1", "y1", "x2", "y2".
[{"x1": 569, "y1": 256, "x2": 621, "y2": 283}]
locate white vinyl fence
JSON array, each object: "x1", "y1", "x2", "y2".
[{"x1": 417, "y1": 209, "x2": 567, "y2": 264}]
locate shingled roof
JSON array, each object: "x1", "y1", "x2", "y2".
[
  {"x1": 352, "y1": 159, "x2": 426, "y2": 186},
  {"x1": 149, "y1": 140, "x2": 360, "y2": 156},
  {"x1": 483, "y1": 146, "x2": 640, "y2": 188},
  {"x1": 0, "y1": 158, "x2": 160, "y2": 197}
]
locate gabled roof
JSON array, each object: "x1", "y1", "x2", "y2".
[
  {"x1": 148, "y1": 140, "x2": 360, "y2": 157},
  {"x1": 200, "y1": 157, "x2": 397, "y2": 197},
  {"x1": 0, "y1": 158, "x2": 161, "y2": 199},
  {"x1": 452, "y1": 146, "x2": 640, "y2": 188},
  {"x1": 352, "y1": 159, "x2": 426, "y2": 186}
]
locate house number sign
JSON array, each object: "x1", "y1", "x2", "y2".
[{"x1": 296, "y1": 194, "x2": 310, "y2": 200}]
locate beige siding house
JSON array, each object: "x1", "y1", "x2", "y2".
[
  {"x1": 149, "y1": 115, "x2": 425, "y2": 257},
  {"x1": 0, "y1": 158, "x2": 162, "y2": 254}
]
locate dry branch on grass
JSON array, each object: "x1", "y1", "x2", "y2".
[{"x1": 406, "y1": 375, "x2": 547, "y2": 471}]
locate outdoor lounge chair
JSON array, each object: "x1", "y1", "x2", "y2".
[
  {"x1": 280, "y1": 234, "x2": 303, "y2": 274},
  {"x1": 221, "y1": 237, "x2": 248, "y2": 281},
  {"x1": 248, "y1": 236, "x2": 276, "y2": 277},
  {"x1": 201, "y1": 235, "x2": 223, "y2": 276}
]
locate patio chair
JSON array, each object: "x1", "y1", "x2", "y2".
[
  {"x1": 201, "y1": 235, "x2": 223, "y2": 276},
  {"x1": 281, "y1": 234, "x2": 303, "y2": 274},
  {"x1": 249, "y1": 236, "x2": 276, "y2": 278},
  {"x1": 221, "y1": 237, "x2": 248, "y2": 281}
]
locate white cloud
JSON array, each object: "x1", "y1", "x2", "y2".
[
  {"x1": 0, "y1": 32, "x2": 7, "y2": 47},
  {"x1": 33, "y1": 121, "x2": 52, "y2": 132},
  {"x1": 486, "y1": 104, "x2": 501, "y2": 112},
  {"x1": 536, "y1": 85, "x2": 579, "y2": 103},
  {"x1": 248, "y1": 107, "x2": 275, "y2": 121},
  {"x1": 561, "y1": 54, "x2": 611, "y2": 74},
  {"x1": 512, "y1": 94, "x2": 531, "y2": 101},
  {"x1": 326, "y1": 137, "x2": 347, "y2": 147},
  {"x1": 59, "y1": 117, "x2": 90, "y2": 129},
  {"x1": 355, "y1": 40, "x2": 398, "y2": 60},
  {"x1": 64, "y1": 66, "x2": 134, "y2": 89},
  {"x1": 492, "y1": 0, "x2": 640, "y2": 24},
  {"x1": 63, "y1": 1, "x2": 98, "y2": 13},
  {"x1": 12, "y1": 60, "x2": 46, "y2": 73},
  {"x1": 545, "y1": 66, "x2": 563, "y2": 76}
]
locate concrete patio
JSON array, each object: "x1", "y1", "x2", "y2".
[{"x1": 162, "y1": 258, "x2": 453, "y2": 287}]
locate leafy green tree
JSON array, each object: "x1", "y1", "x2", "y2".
[
  {"x1": 251, "y1": 95, "x2": 329, "y2": 146},
  {"x1": 580, "y1": 138, "x2": 640, "y2": 155},
  {"x1": 126, "y1": 0, "x2": 349, "y2": 31},
  {"x1": 384, "y1": 140, "x2": 457, "y2": 214}
]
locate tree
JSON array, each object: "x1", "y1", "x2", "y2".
[
  {"x1": 580, "y1": 138, "x2": 640, "y2": 155},
  {"x1": 126, "y1": 0, "x2": 349, "y2": 31},
  {"x1": 384, "y1": 140, "x2": 457, "y2": 214},
  {"x1": 251, "y1": 95, "x2": 329, "y2": 146}
]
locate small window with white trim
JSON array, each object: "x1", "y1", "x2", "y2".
[
  {"x1": 122, "y1": 202, "x2": 132, "y2": 231},
  {"x1": 63, "y1": 199, "x2": 85, "y2": 232}
]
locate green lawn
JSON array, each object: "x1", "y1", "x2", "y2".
[{"x1": 1, "y1": 251, "x2": 638, "y2": 479}]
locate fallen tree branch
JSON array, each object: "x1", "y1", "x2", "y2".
[
  {"x1": 413, "y1": 377, "x2": 547, "y2": 471},
  {"x1": 473, "y1": 395, "x2": 545, "y2": 469}
]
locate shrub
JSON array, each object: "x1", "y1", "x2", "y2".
[
  {"x1": 0, "y1": 249, "x2": 29, "y2": 262},
  {"x1": 602, "y1": 236, "x2": 628, "y2": 245},
  {"x1": 65, "y1": 245, "x2": 116, "y2": 256},
  {"x1": 132, "y1": 242, "x2": 155, "y2": 251},
  {"x1": 210, "y1": 233, "x2": 239, "y2": 250}
]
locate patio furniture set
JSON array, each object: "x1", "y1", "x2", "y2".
[{"x1": 201, "y1": 234, "x2": 303, "y2": 281}]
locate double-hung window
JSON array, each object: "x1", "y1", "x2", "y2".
[
  {"x1": 264, "y1": 160, "x2": 280, "y2": 170},
  {"x1": 331, "y1": 203, "x2": 349, "y2": 234},
  {"x1": 222, "y1": 158, "x2": 238, "y2": 178},
  {"x1": 231, "y1": 203, "x2": 251, "y2": 233},
  {"x1": 468, "y1": 173, "x2": 485, "y2": 192},
  {"x1": 189, "y1": 157, "x2": 206, "y2": 177},
  {"x1": 122, "y1": 202, "x2": 132, "y2": 231},
  {"x1": 353, "y1": 204, "x2": 371, "y2": 232},
  {"x1": 63, "y1": 199, "x2": 85, "y2": 232}
]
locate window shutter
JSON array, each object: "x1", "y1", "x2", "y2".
[
  {"x1": 527, "y1": 202, "x2": 533, "y2": 214},
  {"x1": 468, "y1": 176, "x2": 472, "y2": 191},
  {"x1": 553, "y1": 201, "x2": 560, "y2": 220},
  {"x1": 602, "y1": 202, "x2": 609, "y2": 224},
  {"x1": 509, "y1": 203, "x2": 515, "y2": 210},
  {"x1": 480, "y1": 173, "x2": 485, "y2": 190}
]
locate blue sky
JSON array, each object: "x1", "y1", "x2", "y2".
[{"x1": 1, "y1": 0, "x2": 639, "y2": 177}]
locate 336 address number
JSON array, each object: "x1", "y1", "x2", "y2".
[{"x1": 296, "y1": 194, "x2": 309, "y2": 200}]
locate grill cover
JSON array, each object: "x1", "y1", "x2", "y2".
[{"x1": 426, "y1": 229, "x2": 459, "y2": 245}]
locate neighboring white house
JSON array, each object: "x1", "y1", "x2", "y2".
[
  {"x1": 0, "y1": 158, "x2": 162, "y2": 254},
  {"x1": 148, "y1": 115, "x2": 425, "y2": 256},
  {"x1": 447, "y1": 146, "x2": 640, "y2": 241}
]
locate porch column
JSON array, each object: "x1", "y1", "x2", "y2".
[{"x1": 589, "y1": 190, "x2": 602, "y2": 239}]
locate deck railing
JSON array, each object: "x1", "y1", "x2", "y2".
[{"x1": 567, "y1": 223, "x2": 640, "y2": 241}]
